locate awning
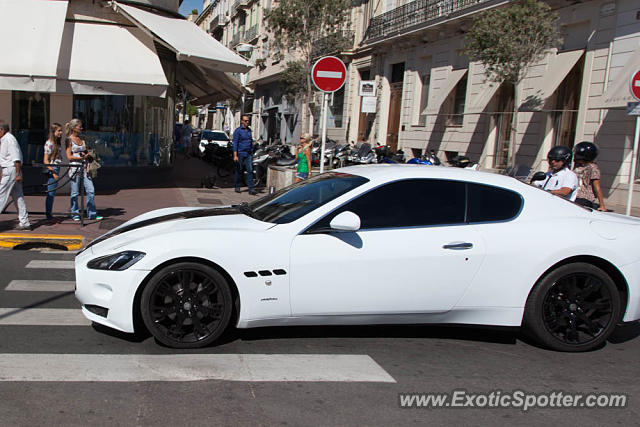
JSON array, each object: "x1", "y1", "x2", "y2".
[
  {"x1": 467, "y1": 77, "x2": 501, "y2": 114},
  {"x1": 0, "y1": 0, "x2": 68, "y2": 92},
  {"x1": 113, "y1": 2, "x2": 252, "y2": 74},
  {"x1": 423, "y1": 69, "x2": 467, "y2": 115},
  {"x1": 590, "y1": 46, "x2": 640, "y2": 109},
  {"x1": 521, "y1": 49, "x2": 584, "y2": 110},
  {"x1": 56, "y1": 22, "x2": 168, "y2": 97}
]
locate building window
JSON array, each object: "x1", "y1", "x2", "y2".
[
  {"x1": 330, "y1": 87, "x2": 345, "y2": 128},
  {"x1": 391, "y1": 62, "x2": 405, "y2": 84},
  {"x1": 12, "y1": 91, "x2": 50, "y2": 164},
  {"x1": 73, "y1": 95, "x2": 171, "y2": 167},
  {"x1": 552, "y1": 57, "x2": 584, "y2": 149},
  {"x1": 417, "y1": 74, "x2": 430, "y2": 126},
  {"x1": 446, "y1": 74, "x2": 467, "y2": 127}
]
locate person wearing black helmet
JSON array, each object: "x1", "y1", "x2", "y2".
[
  {"x1": 573, "y1": 141, "x2": 606, "y2": 211},
  {"x1": 534, "y1": 145, "x2": 578, "y2": 201}
]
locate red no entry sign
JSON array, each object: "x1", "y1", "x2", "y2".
[
  {"x1": 312, "y1": 56, "x2": 347, "y2": 93},
  {"x1": 631, "y1": 69, "x2": 640, "y2": 101}
]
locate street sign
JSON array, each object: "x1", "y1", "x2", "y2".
[
  {"x1": 631, "y1": 69, "x2": 640, "y2": 101},
  {"x1": 312, "y1": 56, "x2": 347, "y2": 93},
  {"x1": 627, "y1": 102, "x2": 640, "y2": 116}
]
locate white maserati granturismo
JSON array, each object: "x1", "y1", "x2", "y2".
[{"x1": 75, "y1": 165, "x2": 640, "y2": 351}]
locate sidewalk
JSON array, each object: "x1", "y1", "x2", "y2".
[{"x1": 0, "y1": 157, "x2": 262, "y2": 249}]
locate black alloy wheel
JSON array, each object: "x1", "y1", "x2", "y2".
[
  {"x1": 141, "y1": 262, "x2": 233, "y2": 348},
  {"x1": 523, "y1": 263, "x2": 621, "y2": 352}
]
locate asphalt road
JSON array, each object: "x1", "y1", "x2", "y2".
[{"x1": 0, "y1": 249, "x2": 639, "y2": 426}]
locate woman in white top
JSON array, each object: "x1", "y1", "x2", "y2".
[
  {"x1": 65, "y1": 119, "x2": 101, "y2": 221},
  {"x1": 43, "y1": 123, "x2": 63, "y2": 221}
]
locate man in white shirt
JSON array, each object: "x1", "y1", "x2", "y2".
[
  {"x1": 0, "y1": 121, "x2": 30, "y2": 230},
  {"x1": 535, "y1": 145, "x2": 578, "y2": 201}
]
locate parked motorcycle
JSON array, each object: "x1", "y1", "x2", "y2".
[{"x1": 348, "y1": 142, "x2": 377, "y2": 165}]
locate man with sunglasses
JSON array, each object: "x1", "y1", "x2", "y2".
[
  {"x1": 233, "y1": 115, "x2": 256, "y2": 195},
  {"x1": 534, "y1": 145, "x2": 578, "y2": 201}
]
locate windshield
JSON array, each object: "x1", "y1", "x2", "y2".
[
  {"x1": 202, "y1": 131, "x2": 229, "y2": 141},
  {"x1": 248, "y1": 172, "x2": 369, "y2": 224}
]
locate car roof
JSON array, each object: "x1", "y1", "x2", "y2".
[{"x1": 337, "y1": 164, "x2": 525, "y2": 189}]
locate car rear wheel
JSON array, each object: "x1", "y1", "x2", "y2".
[
  {"x1": 141, "y1": 262, "x2": 233, "y2": 349},
  {"x1": 523, "y1": 262, "x2": 620, "y2": 352}
]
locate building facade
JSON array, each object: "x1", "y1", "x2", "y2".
[
  {"x1": 0, "y1": 0, "x2": 248, "y2": 167},
  {"x1": 348, "y1": 0, "x2": 640, "y2": 211}
]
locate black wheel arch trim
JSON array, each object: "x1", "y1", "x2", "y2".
[
  {"x1": 132, "y1": 257, "x2": 241, "y2": 334},
  {"x1": 525, "y1": 255, "x2": 629, "y2": 325}
]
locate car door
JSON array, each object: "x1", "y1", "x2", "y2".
[{"x1": 289, "y1": 179, "x2": 486, "y2": 316}]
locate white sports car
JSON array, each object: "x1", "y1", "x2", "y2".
[{"x1": 75, "y1": 165, "x2": 640, "y2": 351}]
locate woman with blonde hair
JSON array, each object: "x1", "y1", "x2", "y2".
[
  {"x1": 65, "y1": 119, "x2": 101, "y2": 221},
  {"x1": 295, "y1": 133, "x2": 313, "y2": 183},
  {"x1": 43, "y1": 122, "x2": 63, "y2": 221}
]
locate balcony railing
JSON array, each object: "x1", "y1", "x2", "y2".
[
  {"x1": 232, "y1": 0, "x2": 249, "y2": 11},
  {"x1": 230, "y1": 26, "x2": 259, "y2": 47},
  {"x1": 311, "y1": 30, "x2": 355, "y2": 59},
  {"x1": 231, "y1": 31, "x2": 242, "y2": 47},
  {"x1": 244, "y1": 25, "x2": 258, "y2": 42},
  {"x1": 365, "y1": 0, "x2": 490, "y2": 41}
]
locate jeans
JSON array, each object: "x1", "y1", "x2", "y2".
[
  {"x1": 70, "y1": 172, "x2": 97, "y2": 218},
  {"x1": 235, "y1": 153, "x2": 254, "y2": 191},
  {"x1": 45, "y1": 166, "x2": 60, "y2": 219}
]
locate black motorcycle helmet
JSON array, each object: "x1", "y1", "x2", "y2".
[
  {"x1": 450, "y1": 155, "x2": 471, "y2": 168},
  {"x1": 547, "y1": 145, "x2": 572, "y2": 165},
  {"x1": 574, "y1": 141, "x2": 598, "y2": 162}
]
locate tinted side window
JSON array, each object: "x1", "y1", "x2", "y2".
[
  {"x1": 467, "y1": 183, "x2": 522, "y2": 223},
  {"x1": 310, "y1": 179, "x2": 466, "y2": 230}
]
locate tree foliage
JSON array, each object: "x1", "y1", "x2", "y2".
[
  {"x1": 464, "y1": 0, "x2": 560, "y2": 85},
  {"x1": 266, "y1": 0, "x2": 351, "y2": 130}
]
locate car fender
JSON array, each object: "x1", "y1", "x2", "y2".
[{"x1": 129, "y1": 229, "x2": 294, "y2": 323}]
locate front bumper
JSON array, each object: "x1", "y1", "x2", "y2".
[{"x1": 74, "y1": 256, "x2": 150, "y2": 333}]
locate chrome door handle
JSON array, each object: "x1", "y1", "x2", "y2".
[{"x1": 442, "y1": 242, "x2": 473, "y2": 250}]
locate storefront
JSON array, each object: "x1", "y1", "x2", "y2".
[{"x1": 0, "y1": 0, "x2": 250, "y2": 167}]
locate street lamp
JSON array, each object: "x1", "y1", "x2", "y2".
[{"x1": 235, "y1": 43, "x2": 254, "y2": 114}]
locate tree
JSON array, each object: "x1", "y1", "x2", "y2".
[
  {"x1": 464, "y1": 0, "x2": 560, "y2": 168},
  {"x1": 266, "y1": 0, "x2": 351, "y2": 134}
]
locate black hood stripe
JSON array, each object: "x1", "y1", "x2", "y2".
[{"x1": 85, "y1": 207, "x2": 241, "y2": 250}]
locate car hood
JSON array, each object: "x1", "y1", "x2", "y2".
[{"x1": 83, "y1": 206, "x2": 270, "y2": 253}]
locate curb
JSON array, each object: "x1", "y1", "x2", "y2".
[{"x1": 0, "y1": 233, "x2": 84, "y2": 251}]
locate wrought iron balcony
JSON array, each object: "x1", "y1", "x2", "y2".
[
  {"x1": 231, "y1": 31, "x2": 242, "y2": 47},
  {"x1": 232, "y1": 0, "x2": 249, "y2": 11},
  {"x1": 311, "y1": 30, "x2": 355, "y2": 59},
  {"x1": 365, "y1": 0, "x2": 491, "y2": 41},
  {"x1": 244, "y1": 25, "x2": 259, "y2": 42}
]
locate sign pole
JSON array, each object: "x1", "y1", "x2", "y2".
[
  {"x1": 320, "y1": 92, "x2": 329, "y2": 174},
  {"x1": 627, "y1": 116, "x2": 640, "y2": 216},
  {"x1": 311, "y1": 56, "x2": 347, "y2": 174}
]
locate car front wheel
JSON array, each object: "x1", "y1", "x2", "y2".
[
  {"x1": 141, "y1": 262, "x2": 233, "y2": 348},
  {"x1": 523, "y1": 262, "x2": 621, "y2": 352}
]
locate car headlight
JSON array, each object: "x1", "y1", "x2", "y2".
[{"x1": 87, "y1": 251, "x2": 146, "y2": 271}]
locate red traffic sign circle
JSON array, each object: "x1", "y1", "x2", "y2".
[
  {"x1": 631, "y1": 69, "x2": 640, "y2": 101},
  {"x1": 311, "y1": 56, "x2": 347, "y2": 93}
]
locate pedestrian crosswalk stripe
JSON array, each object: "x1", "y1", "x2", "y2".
[
  {"x1": 0, "y1": 308, "x2": 90, "y2": 326},
  {"x1": 25, "y1": 260, "x2": 75, "y2": 269},
  {"x1": 0, "y1": 354, "x2": 396, "y2": 383},
  {"x1": 5, "y1": 280, "x2": 75, "y2": 292}
]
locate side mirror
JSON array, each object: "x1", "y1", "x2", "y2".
[
  {"x1": 329, "y1": 211, "x2": 361, "y2": 232},
  {"x1": 530, "y1": 171, "x2": 547, "y2": 183}
]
